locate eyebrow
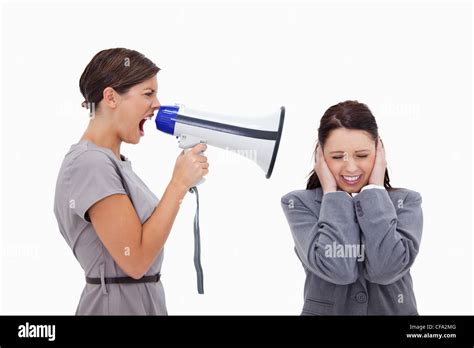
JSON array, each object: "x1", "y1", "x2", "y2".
[
  {"x1": 144, "y1": 88, "x2": 156, "y2": 93},
  {"x1": 329, "y1": 150, "x2": 371, "y2": 154}
]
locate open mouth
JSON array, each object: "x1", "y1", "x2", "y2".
[
  {"x1": 139, "y1": 114, "x2": 154, "y2": 136},
  {"x1": 341, "y1": 175, "x2": 362, "y2": 185}
]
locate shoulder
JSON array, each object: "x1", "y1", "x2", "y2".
[
  {"x1": 64, "y1": 141, "x2": 121, "y2": 167},
  {"x1": 65, "y1": 147, "x2": 123, "y2": 179},
  {"x1": 69, "y1": 144, "x2": 119, "y2": 168},
  {"x1": 281, "y1": 188, "x2": 323, "y2": 207}
]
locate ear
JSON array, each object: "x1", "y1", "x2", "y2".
[{"x1": 102, "y1": 87, "x2": 118, "y2": 109}]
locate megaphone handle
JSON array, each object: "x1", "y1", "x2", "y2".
[
  {"x1": 183, "y1": 147, "x2": 206, "y2": 187},
  {"x1": 189, "y1": 186, "x2": 204, "y2": 294},
  {"x1": 194, "y1": 177, "x2": 206, "y2": 186}
]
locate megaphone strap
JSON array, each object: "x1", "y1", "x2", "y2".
[{"x1": 189, "y1": 186, "x2": 204, "y2": 294}]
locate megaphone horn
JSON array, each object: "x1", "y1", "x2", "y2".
[{"x1": 155, "y1": 104, "x2": 285, "y2": 178}]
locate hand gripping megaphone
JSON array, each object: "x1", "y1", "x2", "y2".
[
  {"x1": 155, "y1": 104, "x2": 285, "y2": 179},
  {"x1": 155, "y1": 104, "x2": 285, "y2": 294}
]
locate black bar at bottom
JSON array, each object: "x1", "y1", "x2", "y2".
[{"x1": 0, "y1": 315, "x2": 472, "y2": 346}]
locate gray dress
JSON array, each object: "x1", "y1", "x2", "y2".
[{"x1": 54, "y1": 140, "x2": 167, "y2": 315}]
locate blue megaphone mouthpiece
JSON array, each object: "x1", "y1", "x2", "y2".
[{"x1": 155, "y1": 105, "x2": 179, "y2": 135}]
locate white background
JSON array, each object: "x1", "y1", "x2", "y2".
[{"x1": 1, "y1": 0, "x2": 472, "y2": 315}]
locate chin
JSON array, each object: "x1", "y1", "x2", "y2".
[{"x1": 123, "y1": 135, "x2": 140, "y2": 145}]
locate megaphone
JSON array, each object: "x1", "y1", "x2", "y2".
[
  {"x1": 155, "y1": 104, "x2": 285, "y2": 179},
  {"x1": 155, "y1": 104, "x2": 285, "y2": 295}
]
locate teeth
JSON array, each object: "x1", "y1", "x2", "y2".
[{"x1": 343, "y1": 175, "x2": 361, "y2": 182}]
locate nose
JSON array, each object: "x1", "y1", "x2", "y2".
[
  {"x1": 343, "y1": 157, "x2": 359, "y2": 173},
  {"x1": 151, "y1": 97, "x2": 161, "y2": 111}
]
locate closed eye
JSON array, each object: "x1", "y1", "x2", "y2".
[
  {"x1": 145, "y1": 92, "x2": 153, "y2": 96},
  {"x1": 332, "y1": 155, "x2": 368, "y2": 160}
]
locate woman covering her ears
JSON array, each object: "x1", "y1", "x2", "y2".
[
  {"x1": 281, "y1": 100, "x2": 423, "y2": 315},
  {"x1": 53, "y1": 48, "x2": 209, "y2": 315}
]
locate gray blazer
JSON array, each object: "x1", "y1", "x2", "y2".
[{"x1": 281, "y1": 187, "x2": 423, "y2": 315}]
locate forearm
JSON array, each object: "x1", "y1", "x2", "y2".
[
  {"x1": 282, "y1": 191, "x2": 361, "y2": 285},
  {"x1": 138, "y1": 180, "x2": 188, "y2": 274},
  {"x1": 313, "y1": 192, "x2": 361, "y2": 283},
  {"x1": 355, "y1": 189, "x2": 422, "y2": 284}
]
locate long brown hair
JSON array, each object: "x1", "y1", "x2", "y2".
[
  {"x1": 79, "y1": 48, "x2": 160, "y2": 110},
  {"x1": 306, "y1": 100, "x2": 392, "y2": 190}
]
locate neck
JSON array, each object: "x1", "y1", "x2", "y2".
[{"x1": 80, "y1": 117, "x2": 122, "y2": 160}]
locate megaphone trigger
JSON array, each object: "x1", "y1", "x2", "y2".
[{"x1": 178, "y1": 134, "x2": 207, "y2": 150}]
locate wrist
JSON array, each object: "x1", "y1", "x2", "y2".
[
  {"x1": 322, "y1": 187, "x2": 337, "y2": 195},
  {"x1": 168, "y1": 178, "x2": 188, "y2": 198}
]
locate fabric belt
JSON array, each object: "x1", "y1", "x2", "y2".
[{"x1": 85, "y1": 272, "x2": 161, "y2": 285}]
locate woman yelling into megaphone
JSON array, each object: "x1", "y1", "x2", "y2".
[
  {"x1": 53, "y1": 48, "x2": 209, "y2": 315},
  {"x1": 281, "y1": 100, "x2": 423, "y2": 315}
]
